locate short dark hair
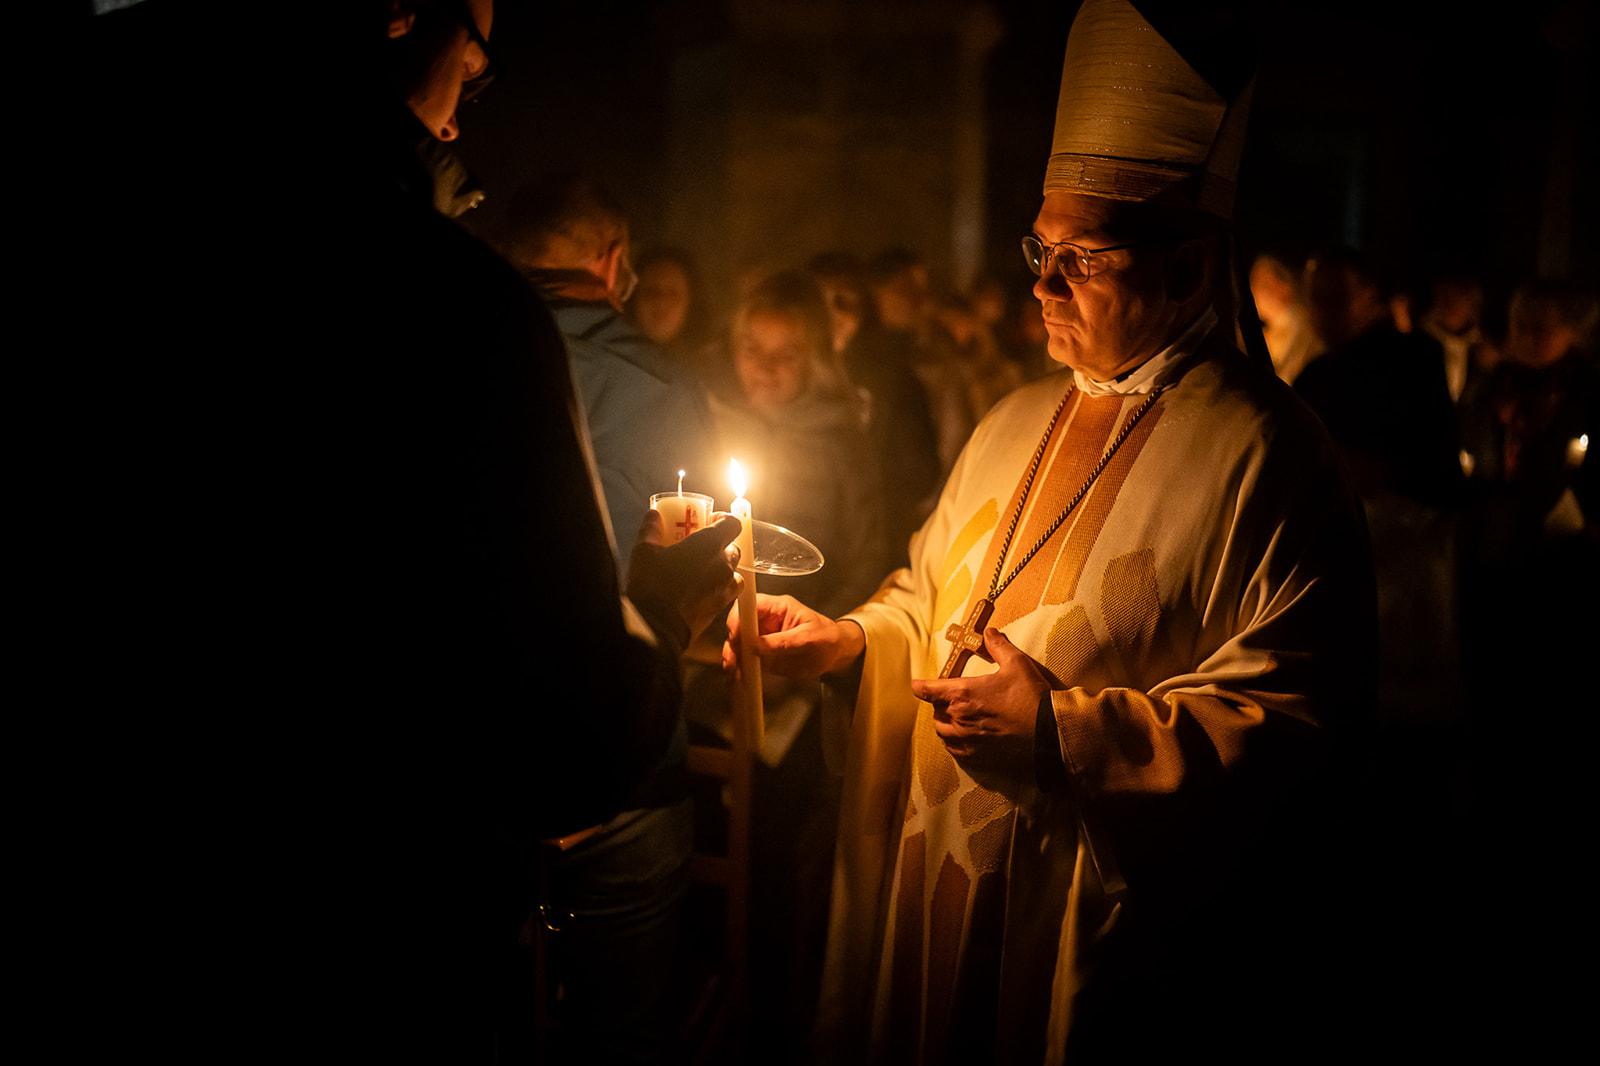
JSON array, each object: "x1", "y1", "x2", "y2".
[
  {"x1": 1511, "y1": 278, "x2": 1599, "y2": 339},
  {"x1": 807, "y1": 251, "x2": 878, "y2": 326},
  {"x1": 734, "y1": 270, "x2": 832, "y2": 359},
  {"x1": 867, "y1": 247, "x2": 924, "y2": 285},
  {"x1": 502, "y1": 172, "x2": 627, "y2": 265},
  {"x1": 1309, "y1": 246, "x2": 1388, "y2": 299}
]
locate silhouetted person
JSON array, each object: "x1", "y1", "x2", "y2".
[{"x1": 810, "y1": 252, "x2": 942, "y2": 565}]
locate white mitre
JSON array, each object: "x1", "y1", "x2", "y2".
[{"x1": 1044, "y1": 0, "x2": 1254, "y2": 220}]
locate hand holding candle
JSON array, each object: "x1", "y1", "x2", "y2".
[{"x1": 627, "y1": 506, "x2": 742, "y2": 648}]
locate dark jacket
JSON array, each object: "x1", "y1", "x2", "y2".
[
  {"x1": 1295, "y1": 325, "x2": 1465, "y2": 508},
  {"x1": 708, "y1": 381, "x2": 889, "y2": 618},
  {"x1": 1460, "y1": 353, "x2": 1597, "y2": 549},
  {"x1": 841, "y1": 324, "x2": 943, "y2": 566}
]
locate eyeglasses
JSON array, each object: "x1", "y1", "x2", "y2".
[
  {"x1": 452, "y1": 2, "x2": 497, "y2": 102},
  {"x1": 1020, "y1": 234, "x2": 1144, "y2": 284}
]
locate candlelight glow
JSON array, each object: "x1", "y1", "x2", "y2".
[
  {"x1": 729, "y1": 458, "x2": 749, "y2": 499},
  {"x1": 1580, "y1": 434, "x2": 1590, "y2": 454},
  {"x1": 677, "y1": 468, "x2": 686, "y2": 494}
]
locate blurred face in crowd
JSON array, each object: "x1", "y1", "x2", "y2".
[
  {"x1": 1016, "y1": 299, "x2": 1049, "y2": 348},
  {"x1": 936, "y1": 302, "x2": 979, "y2": 350},
  {"x1": 391, "y1": 0, "x2": 494, "y2": 142},
  {"x1": 874, "y1": 265, "x2": 929, "y2": 332},
  {"x1": 634, "y1": 259, "x2": 692, "y2": 346},
  {"x1": 972, "y1": 278, "x2": 1008, "y2": 328},
  {"x1": 1429, "y1": 280, "x2": 1483, "y2": 336},
  {"x1": 1249, "y1": 256, "x2": 1299, "y2": 324},
  {"x1": 1307, "y1": 258, "x2": 1388, "y2": 348},
  {"x1": 815, "y1": 277, "x2": 865, "y2": 355},
  {"x1": 1508, "y1": 302, "x2": 1579, "y2": 368},
  {"x1": 735, "y1": 310, "x2": 815, "y2": 415},
  {"x1": 1030, "y1": 191, "x2": 1203, "y2": 381}
]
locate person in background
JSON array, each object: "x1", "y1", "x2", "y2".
[
  {"x1": 870, "y1": 247, "x2": 974, "y2": 473},
  {"x1": 1297, "y1": 247, "x2": 1466, "y2": 908},
  {"x1": 1298, "y1": 246, "x2": 1462, "y2": 508},
  {"x1": 810, "y1": 252, "x2": 942, "y2": 566},
  {"x1": 1460, "y1": 278, "x2": 1597, "y2": 546},
  {"x1": 501, "y1": 173, "x2": 720, "y2": 561},
  {"x1": 710, "y1": 271, "x2": 889, "y2": 618},
  {"x1": 932, "y1": 291, "x2": 1025, "y2": 426},
  {"x1": 1456, "y1": 280, "x2": 1597, "y2": 1010},
  {"x1": 631, "y1": 246, "x2": 708, "y2": 367},
  {"x1": 701, "y1": 271, "x2": 890, "y2": 1051},
  {"x1": 1249, "y1": 252, "x2": 1320, "y2": 384},
  {"x1": 969, "y1": 274, "x2": 1012, "y2": 340},
  {"x1": 1418, "y1": 271, "x2": 1486, "y2": 404},
  {"x1": 1010, "y1": 285, "x2": 1055, "y2": 380}
]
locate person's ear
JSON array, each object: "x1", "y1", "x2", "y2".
[
  {"x1": 601, "y1": 241, "x2": 624, "y2": 292},
  {"x1": 1165, "y1": 238, "x2": 1209, "y2": 304}
]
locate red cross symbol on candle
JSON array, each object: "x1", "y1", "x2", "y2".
[{"x1": 675, "y1": 509, "x2": 699, "y2": 538}]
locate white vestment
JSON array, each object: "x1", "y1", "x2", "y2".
[{"x1": 816, "y1": 327, "x2": 1374, "y2": 1064}]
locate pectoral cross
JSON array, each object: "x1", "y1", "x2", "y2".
[{"x1": 940, "y1": 597, "x2": 994, "y2": 678}]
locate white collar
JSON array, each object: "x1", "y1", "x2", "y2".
[{"x1": 1071, "y1": 307, "x2": 1219, "y2": 397}]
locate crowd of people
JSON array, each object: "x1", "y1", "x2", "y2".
[
  {"x1": 1253, "y1": 249, "x2": 1596, "y2": 736},
  {"x1": 1253, "y1": 247, "x2": 1597, "y2": 1043}
]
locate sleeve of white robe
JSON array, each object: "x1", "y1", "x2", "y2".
[{"x1": 1046, "y1": 415, "x2": 1376, "y2": 866}]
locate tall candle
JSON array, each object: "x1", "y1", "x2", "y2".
[{"x1": 729, "y1": 459, "x2": 765, "y2": 749}]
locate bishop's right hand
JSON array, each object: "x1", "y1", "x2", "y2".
[{"x1": 722, "y1": 593, "x2": 866, "y2": 680}]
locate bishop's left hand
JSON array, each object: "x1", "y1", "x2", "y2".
[{"x1": 911, "y1": 627, "x2": 1049, "y2": 769}]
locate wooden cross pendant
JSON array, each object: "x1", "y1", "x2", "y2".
[{"x1": 940, "y1": 597, "x2": 994, "y2": 679}]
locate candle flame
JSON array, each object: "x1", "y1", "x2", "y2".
[
  {"x1": 1579, "y1": 434, "x2": 1589, "y2": 454},
  {"x1": 677, "y1": 468, "x2": 686, "y2": 494},
  {"x1": 728, "y1": 458, "x2": 749, "y2": 499}
]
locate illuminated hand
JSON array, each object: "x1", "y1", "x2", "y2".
[
  {"x1": 723, "y1": 593, "x2": 866, "y2": 680},
  {"x1": 910, "y1": 627, "x2": 1049, "y2": 770}
]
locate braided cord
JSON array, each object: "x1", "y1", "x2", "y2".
[{"x1": 988, "y1": 385, "x2": 1168, "y2": 602}]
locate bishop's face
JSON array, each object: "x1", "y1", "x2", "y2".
[{"x1": 1030, "y1": 191, "x2": 1182, "y2": 381}]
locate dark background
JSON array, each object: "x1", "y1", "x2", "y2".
[{"x1": 456, "y1": 0, "x2": 1596, "y2": 329}]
